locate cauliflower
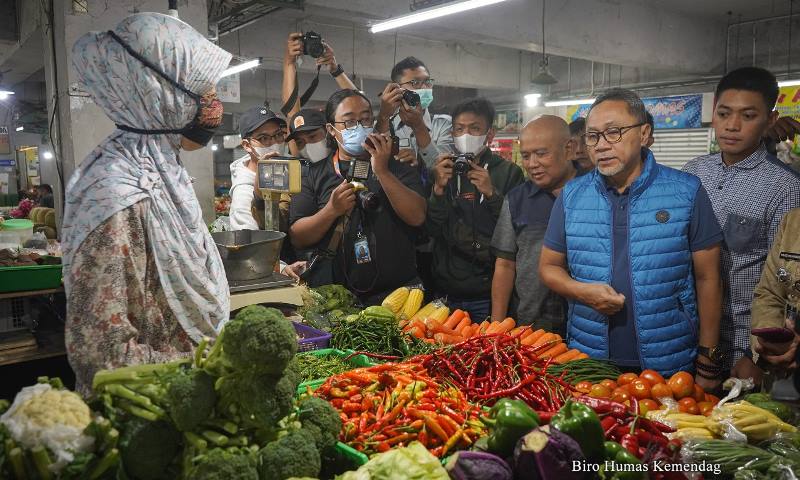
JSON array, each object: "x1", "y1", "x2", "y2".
[{"x1": 0, "y1": 383, "x2": 95, "y2": 471}]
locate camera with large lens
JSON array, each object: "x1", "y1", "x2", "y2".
[
  {"x1": 452, "y1": 152, "x2": 475, "y2": 176},
  {"x1": 347, "y1": 159, "x2": 381, "y2": 212},
  {"x1": 401, "y1": 89, "x2": 420, "y2": 108},
  {"x1": 302, "y1": 31, "x2": 325, "y2": 58}
]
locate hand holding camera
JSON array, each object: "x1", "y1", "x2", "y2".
[
  {"x1": 379, "y1": 83, "x2": 405, "y2": 120},
  {"x1": 433, "y1": 153, "x2": 455, "y2": 196},
  {"x1": 466, "y1": 159, "x2": 494, "y2": 198},
  {"x1": 363, "y1": 132, "x2": 395, "y2": 176},
  {"x1": 327, "y1": 180, "x2": 357, "y2": 216},
  {"x1": 285, "y1": 33, "x2": 305, "y2": 64}
]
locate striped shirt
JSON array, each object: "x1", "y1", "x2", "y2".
[{"x1": 683, "y1": 146, "x2": 800, "y2": 369}]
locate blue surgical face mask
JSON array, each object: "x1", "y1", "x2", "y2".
[
  {"x1": 334, "y1": 124, "x2": 373, "y2": 156},
  {"x1": 416, "y1": 88, "x2": 433, "y2": 110}
]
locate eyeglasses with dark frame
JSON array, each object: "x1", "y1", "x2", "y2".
[
  {"x1": 582, "y1": 123, "x2": 645, "y2": 147},
  {"x1": 332, "y1": 118, "x2": 374, "y2": 130},
  {"x1": 251, "y1": 130, "x2": 286, "y2": 144},
  {"x1": 399, "y1": 78, "x2": 435, "y2": 89}
]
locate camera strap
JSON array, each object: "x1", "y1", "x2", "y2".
[{"x1": 281, "y1": 64, "x2": 322, "y2": 117}]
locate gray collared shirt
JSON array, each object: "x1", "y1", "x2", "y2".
[
  {"x1": 392, "y1": 110, "x2": 453, "y2": 169},
  {"x1": 683, "y1": 145, "x2": 800, "y2": 368}
]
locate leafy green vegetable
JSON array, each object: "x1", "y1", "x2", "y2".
[{"x1": 335, "y1": 442, "x2": 449, "y2": 480}]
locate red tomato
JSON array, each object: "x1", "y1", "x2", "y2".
[
  {"x1": 575, "y1": 381, "x2": 593, "y2": 394},
  {"x1": 640, "y1": 369, "x2": 666, "y2": 386},
  {"x1": 697, "y1": 401, "x2": 714, "y2": 416},
  {"x1": 693, "y1": 384, "x2": 706, "y2": 403},
  {"x1": 677, "y1": 397, "x2": 698, "y2": 414},
  {"x1": 668, "y1": 372, "x2": 695, "y2": 399},
  {"x1": 600, "y1": 379, "x2": 618, "y2": 391},
  {"x1": 618, "y1": 373, "x2": 639, "y2": 386},
  {"x1": 650, "y1": 383, "x2": 673, "y2": 400},
  {"x1": 638, "y1": 399, "x2": 660, "y2": 415},
  {"x1": 589, "y1": 384, "x2": 612, "y2": 399},
  {"x1": 611, "y1": 387, "x2": 632, "y2": 404},
  {"x1": 629, "y1": 378, "x2": 652, "y2": 400},
  {"x1": 705, "y1": 393, "x2": 721, "y2": 405}
]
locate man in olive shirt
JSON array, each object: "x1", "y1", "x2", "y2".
[
  {"x1": 490, "y1": 116, "x2": 581, "y2": 332},
  {"x1": 427, "y1": 98, "x2": 524, "y2": 321}
]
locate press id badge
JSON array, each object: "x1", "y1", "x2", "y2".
[{"x1": 354, "y1": 234, "x2": 372, "y2": 264}]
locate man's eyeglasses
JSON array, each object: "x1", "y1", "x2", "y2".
[
  {"x1": 582, "y1": 123, "x2": 644, "y2": 147},
  {"x1": 332, "y1": 119, "x2": 373, "y2": 130},
  {"x1": 399, "y1": 78, "x2": 435, "y2": 89},
  {"x1": 251, "y1": 131, "x2": 286, "y2": 144}
]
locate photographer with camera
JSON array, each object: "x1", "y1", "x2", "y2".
[
  {"x1": 374, "y1": 57, "x2": 452, "y2": 170},
  {"x1": 289, "y1": 89, "x2": 426, "y2": 304},
  {"x1": 281, "y1": 32, "x2": 357, "y2": 121},
  {"x1": 427, "y1": 98, "x2": 524, "y2": 321}
]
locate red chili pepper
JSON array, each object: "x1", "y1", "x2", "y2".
[
  {"x1": 536, "y1": 411, "x2": 555, "y2": 424},
  {"x1": 639, "y1": 417, "x2": 676, "y2": 434},
  {"x1": 576, "y1": 395, "x2": 630, "y2": 418},
  {"x1": 601, "y1": 416, "x2": 618, "y2": 436},
  {"x1": 375, "y1": 442, "x2": 391, "y2": 452},
  {"x1": 342, "y1": 402, "x2": 362, "y2": 414},
  {"x1": 620, "y1": 433, "x2": 640, "y2": 456}
]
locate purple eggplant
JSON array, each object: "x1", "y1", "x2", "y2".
[
  {"x1": 445, "y1": 451, "x2": 513, "y2": 480},
  {"x1": 513, "y1": 425, "x2": 586, "y2": 480}
]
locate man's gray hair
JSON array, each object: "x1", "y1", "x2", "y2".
[{"x1": 589, "y1": 88, "x2": 648, "y2": 124}]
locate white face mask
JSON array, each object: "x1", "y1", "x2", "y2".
[
  {"x1": 454, "y1": 133, "x2": 487, "y2": 155},
  {"x1": 300, "y1": 139, "x2": 330, "y2": 163},
  {"x1": 253, "y1": 143, "x2": 285, "y2": 159}
]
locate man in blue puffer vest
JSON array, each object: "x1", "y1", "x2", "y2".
[{"x1": 539, "y1": 88, "x2": 724, "y2": 390}]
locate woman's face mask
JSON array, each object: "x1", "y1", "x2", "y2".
[{"x1": 182, "y1": 91, "x2": 223, "y2": 147}]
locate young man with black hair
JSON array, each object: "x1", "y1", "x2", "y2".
[
  {"x1": 375, "y1": 56, "x2": 453, "y2": 170},
  {"x1": 683, "y1": 66, "x2": 800, "y2": 383},
  {"x1": 568, "y1": 117, "x2": 593, "y2": 171},
  {"x1": 427, "y1": 97, "x2": 524, "y2": 321}
]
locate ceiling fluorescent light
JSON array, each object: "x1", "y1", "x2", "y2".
[
  {"x1": 370, "y1": 0, "x2": 510, "y2": 33},
  {"x1": 221, "y1": 58, "x2": 261, "y2": 78},
  {"x1": 544, "y1": 98, "x2": 596, "y2": 107},
  {"x1": 524, "y1": 93, "x2": 541, "y2": 108},
  {"x1": 15, "y1": 126, "x2": 23, "y2": 131},
  {"x1": 779, "y1": 79, "x2": 800, "y2": 87},
  {"x1": 0, "y1": 90, "x2": 14, "y2": 100}
]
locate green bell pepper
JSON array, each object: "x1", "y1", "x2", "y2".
[
  {"x1": 485, "y1": 398, "x2": 540, "y2": 457},
  {"x1": 602, "y1": 442, "x2": 646, "y2": 480},
  {"x1": 551, "y1": 399, "x2": 605, "y2": 462}
]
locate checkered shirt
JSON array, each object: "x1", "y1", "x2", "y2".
[{"x1": 683, "y1": 146, "x2": 800, "y2": 370}]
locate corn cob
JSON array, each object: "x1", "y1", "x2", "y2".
[
  {"x1": 381, "y1": 287, "x2": 410, "y2": 314},
  {"x1": 399, "y1": 288, "x2": 424, "y2": 320},
  {"x1": 427, "y1": 306, "x2": 450, "y2": 324}
]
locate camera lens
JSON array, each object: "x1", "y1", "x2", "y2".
[
  {"x1": 402, "y1": 89, "x2": 420, "y2": 107},
  {"x1": 358, "y1": 191, "x2": 380, "y2": 211},
  {"x1": 453, "y1": 157, "x2": 470, "y2": 175}
]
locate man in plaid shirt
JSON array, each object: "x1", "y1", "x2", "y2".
[{"x1": 683, "y1": 67, "x2": 800, "y2": 383}]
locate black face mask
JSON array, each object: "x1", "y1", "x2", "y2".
[{"x1": 106, "y1": 30, "x2": 216, "y2": 145}]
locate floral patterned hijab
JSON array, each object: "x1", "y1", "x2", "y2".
[{"x1": 63, "y1": 12, "x2": 232, "y2": 340}]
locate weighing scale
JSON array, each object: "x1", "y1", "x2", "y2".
[{"x1": 218, "y1": 157, "x2": 305, "y2": 311}]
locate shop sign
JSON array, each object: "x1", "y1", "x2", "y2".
[
  {"x1": 567, "y1": 94, "x2": 703, "y2": 129},
  {"x1": 777, "y1": 86, "x2": 800, "y2": 120},
  {"x1": 0, "y1": 126, "x2": 9, "y2": 155}
]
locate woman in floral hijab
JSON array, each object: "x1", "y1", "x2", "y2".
[{"x1": 63, "y1": 12, "x2": 232, "y2": 394}]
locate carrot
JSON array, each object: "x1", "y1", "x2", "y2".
[
  {"x1": 554, "y1": 349, "x2": 583, "y2": 363},
  {"x1": 443, "y1": 309, "x2": 466, "y2": 329},
  {"x1": 541, "y1": 342, "x2": 568, "y2": 359},
  {"x1": 409, "y1": 326, "x2": 425, "y2": 338},
  {"x1": 495, "y1": 318, "x2": 515, "y2": 334},
  {"x1": 519, "y1": 327, "x2": 536, "y2": 341},
  {"x1": 574, "y1": 352, "x2": 589, "y2": 360},
  {"x1": 485, "y1": 321, "x2": 502, "y2": 334},
  {"x1": 522, "y1": 329, "x2": 546, "y2": 345},
  {"x1": 478, "y1": 320, "x2": 490, "y2": 334},
  {"x1": 428, "y1": 319, "x2": 460, "y2": 337},
  {"x1": 454, "y1": 317, "x2": 472, "y2": 335},
  {"x1": 532, "y1": 332, "x2": 557, "y2": 347},
  {"x1": 508, "y1": 326, "x2": 527, "y2": 337},
  {"x1": 434, "y1": 332, "x2": 464, "y2": 344}
]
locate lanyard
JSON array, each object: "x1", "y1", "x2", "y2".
[{"x1": 332, "y1": 150, "x2": 343, "y2": 178}]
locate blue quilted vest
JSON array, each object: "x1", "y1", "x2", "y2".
[{"x1": 562, "y1": 150, "x2": 700, "y2": 376}]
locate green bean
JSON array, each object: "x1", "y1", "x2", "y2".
[{"x1": 296, "y1": 353, "x2": 354, "y2": 382}]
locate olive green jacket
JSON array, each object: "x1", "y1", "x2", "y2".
[{"x1": 752, "y1": 208, "x2": 800, "y2": 329}]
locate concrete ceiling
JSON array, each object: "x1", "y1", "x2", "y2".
[{"x1": 648, "y1": 0, "x2": 793, "y2": 21}]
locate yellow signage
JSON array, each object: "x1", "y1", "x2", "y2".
[{"x1": 776, "y1": 86, "x2": 800, "y2": 120}]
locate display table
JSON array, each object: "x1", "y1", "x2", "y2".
[
  {"x1": 229, "y1": 284, "x2": 303, "y2": 311},
  {"x1": 0, "y1": 286, "x2": 66, "y2": 366}
]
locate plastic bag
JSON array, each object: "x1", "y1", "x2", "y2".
[
  {"x1": 718, "y1": 377, "x2": 756, "y2": 407},
  {"x1": 22, "y1": 232, "x2": 48, "y2": 250},
  {"x1": 209, "y1": 216, "x2": 231, "y2": 233}
]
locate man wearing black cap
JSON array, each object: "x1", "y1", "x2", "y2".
[
  {"x1": 229, "y1": 106, "x2": 288, "y2": 231},
  {"x1": 286, "y1": 108, "x2": 330, "y2": 163}
]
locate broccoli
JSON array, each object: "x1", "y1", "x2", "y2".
[
  {"x1": 283, "y1": 357, "x2": 302, "y2": 391},
  {"x1": 163, "y1": 368, "x2": 216, "y2": 432},
  {"x1": 205, "y1": 306, "x2": 297, "y2": 376},
  {"x1": 185, "y1": 447, "x2": 258, "y2": 480},
  {"x1": 258, "y1": 429, "x2": 321, "y2": 480},
  {"x1": 297, "y1": 397, "x2": 342, "y2": 452},
  {"x1": 119, "y1": 418, "x2": 181, "y2": 480},
  {"x1": 216, "y1": 370, "x2": 295, "y2": 428}
]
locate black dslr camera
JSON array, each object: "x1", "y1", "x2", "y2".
[
  {"x1": 346, "y1": 159, "x2": 381, "y2": 211},
  {"x1": 452, "y1": 152, "x2": 475, "y2": 176},
  {"x1": 302, "y1": 31, "x2": 325, "y2": 58},
  {"x1": 401, "y1": 89, "x2": 420, "y2": 108}
]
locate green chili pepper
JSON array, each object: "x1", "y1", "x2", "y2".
[
  {"x1": 485, "y1": 398, "x2": 540, "y2": 458},
  {"x1": 550, "y1": 399, "x2": 605, "y2": 463}
]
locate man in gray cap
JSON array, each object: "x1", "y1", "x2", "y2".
[{"x1": 229, "y1": 106, "x2": 288, "y2": 231}]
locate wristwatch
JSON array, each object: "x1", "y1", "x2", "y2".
[
  {"x1": 697, "y1": 345, "x2": 724, "y2": 364},
  {"x1": 330, "y1": 64, "x2": 344, "y2": 78}
]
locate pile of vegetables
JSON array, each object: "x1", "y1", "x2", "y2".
[
  {"x1": 296, "y1": 351, "x2": 365, "y2": 384},
  {"x1": 330, "y1": 306, "x2": 436, "y2": 358},
  {"x1": 419, "y1": 333, "x2": 573, "y2": 411},
  {"x1": 299, "y1": 284, "x2": 361, "y2": 332},
  {"x1": 684, "y1": 438, "x2": 800, "y2": 478},
  {"x1": 313, "y1": 362, "x2": 486, "y2": 458},
  {"x1": 0, "y1": 378, "x2": 120, "y2": 480},
  {"x1": 545, "y1": 358, "x2": 622, "y2": 385},
  {"x1": 91, "y1": 305, "x2": 343, "y2": 480}
]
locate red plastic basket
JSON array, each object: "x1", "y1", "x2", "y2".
[{"x1": 292, "y1": 321, "x2": 331, "y2": 352}]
